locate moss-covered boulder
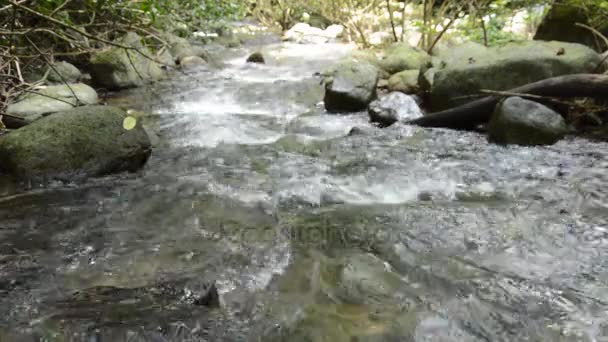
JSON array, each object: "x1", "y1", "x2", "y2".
[
  {"x1": 488, "y1": 97, "x2": 568, "y2": 146},
  {"x1": 162, "y1": 32, "x2": 209, "y2": 63},
  {"x1": 89, "y1": 32, "x2": 164, "y2": 90},
  {"x1": 179, "y1": 56, "x2": 207, "y2": 70},
  {"x1": 6, "y1": 83, "x2": 98, "y2": 121},
  {"x1": 379, "y1": 43, "x2": 430, "y2": 75},
  {"x1": 0, "y1": 106, "x2": 151, "y2": 180},
  {"x1": 424, "y1": 40, "x2": 601, "y2": 111},
  {"x1": 47, "y1": 61, "x2": 82, "y2": 83},
  {"x1": 387, "y1": 69, "x2": 419, "y2": 93},
  {"x1": 324, "y1": 60, "x2": 379, "y2": 113},
  {"x1": 534, "y1": 2, "x2": 608, "y2": 51}
]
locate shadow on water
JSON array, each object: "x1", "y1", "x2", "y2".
[{"x1": 2, "y1": 38, "x2": 608, "y2": 341}]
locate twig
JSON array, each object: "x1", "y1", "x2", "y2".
[
  {"x1": 479, "y1": 89, "x2": 575, "y2": 107},
  {"x1": 13, "y1": 60, "x2": 22, "y2": 83},
  {"x1": 575, "y1": 23, "x2": 608, "y2": 50},
  {"x1": 50, "y1": 0, "x2": 74, "y2": 17},
  {"x1": 7, "y1": 0, "x2": 169, "y2": 67},
  {"x1": 24, "y1": 36, "x2": 81, "y2": 105}
]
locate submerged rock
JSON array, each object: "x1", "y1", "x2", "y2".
[
  {"x1": 423, "y1": 40, "x2": 601, "y2": 111},
  {"x1": 6, "y1": 83, "x2": 98, "y2": 121},
  {"x1": 0, "y1": 105, "x2": 151, "y2": 180},
  {"x1": 246, "y1": 51, "x2": 265, "y2": 64},
  {"x1": 324, "y1": 60, "x2": 379, "y2": 113},
  {"x1": 368, "y1": 92, "x2": 423, "y2": 127},
  {"x1": 387, "y1": 69, "x2": 420, "y2": 93},
  {"x1": 47, "y1": 61, "x2": 82, "y2": 83},
  {"x1": 338, "y1": 253, "x2": 405, "y2": 306},
  {"x1": 379, "y1": 43, "x2": 430, "y2": 75},
  {"x1": 89, "y1": 32, "x2": 164, "y2": 90},
  {"x1": 488, "y1": 96, "x2": 568, "y2": 146}
]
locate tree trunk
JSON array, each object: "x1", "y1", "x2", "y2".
[{"x1": 407, "y1": 74, "x2": 608, "y2": 130}]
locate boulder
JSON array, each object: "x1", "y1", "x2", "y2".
[
  {"x1": 324, "y1": 60, "x2": 379, "y2": 113},
  {"x1": 6, "y1": 83, "x2": 98, "y2": 121},
  {"x1": 89, "y1": 32, "x2": 164, "y2": 90},
  {"x1": 534, "y1": 2, "x2": 608, "y2": 51},
  {"x1": 283, "y1": 22, "x2": 341, "y2": 44},
  {"x1": 424, "y1": 40, "x2": 601, "y2": 111},
  {"x1": 0, "y1": 106, "x2": 151, "y2": 180},
  {"x1": 179, "y1": 56, "x2": 207, "y2": 70},
  {"x1": 246, "y1": 51, "x2": 265, "y2": 64},
  {"x1": 488, "y1": 97, "x2": 568, "y2": 146},
  {"x1": 162, "y1": 32, "x2": 210, "y2": 63},
  {"x1": 47, "y1": 61, "x2": 82, "y2": 83},
  {"x1": 379, "y1": 43, "x2": 431, "y2": 75},
  {"x1": 387, "y1": 69, "x2": 419, "y2": 93},
  {"x1": 368, "y1": 92, "x2": 423, "y2": 127}
]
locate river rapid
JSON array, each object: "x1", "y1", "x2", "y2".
[{"x1": 1, "y1": 37, "x2": 608, "y2": 342}]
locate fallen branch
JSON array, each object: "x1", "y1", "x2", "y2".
[{"x1": 407, "y1": 74, "x2": 608, "y2": 130}]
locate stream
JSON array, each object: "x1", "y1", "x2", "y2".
[{"x1": 1, "y1": 37, "x2": 608, "y2": 342}]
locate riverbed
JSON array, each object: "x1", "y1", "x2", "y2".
[{"x1": 1, "y1": 38, "x2": 608, "y2": 341}]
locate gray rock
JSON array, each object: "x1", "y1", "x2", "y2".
[
  {"x1": 89, "y1": 32, "x2": 164, "y2": 90},
  {"x1": 324, "y1": 60, "x2": 379, "y2": 113},
  {"x1": 179, "y1": 55, "x2": 207, "y2": 70},
  {"x1": 488, "y1": 96, "x2": 568, "y2": 146},
  {"x1": 368, "y1": 92, "x2": 423, "y2": 127},
  {"x1": 379, "y1": 43, "x2": 430, "y2": 75},
  {"x1": 47, "y1": 61, "x2": 82, "y2": 83},
  {"x1": 246, "y1": 51, "x2": 265, "y2": 64},
  {"x1": 387, "y1": 69, "x2": 419, "y2": 93},
  {"x1": 0, "y1": 105, "x2": 151, "y2": 180},
  {"x1": 6, "y1": 83, "x2": 98, "y2": 121},
  {"x1": 423, "y1": 40, "x2": 601, "y2": 111}
]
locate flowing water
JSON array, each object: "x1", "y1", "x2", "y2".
[{"x1": 2, "y1": 38, "x2": 608, "y2": 342}]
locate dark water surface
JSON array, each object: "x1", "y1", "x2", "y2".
[{"x1": 1, "y1": 40, "x2": 608, "y2": 342}]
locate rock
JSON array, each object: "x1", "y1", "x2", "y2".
[
  {"x1": 534, "y1": 2, "x2": 608, "y2": 51},
  {"x1": 379, "y1": 43, "x2": 430, "y2": 75},
  {"x1": 368, "y1": 92, "x2": 423, "y2": 127},
  {"x1": 89, "y1": 32, "x2": 164, "y2": 90},
  {"x1": 338, "y1": 253, "x2": 404, "y2": 306},
  {"x1": 179, "y1": 56, "x2": 207, "y2": 70},
  {"x1": 0, "y1": 106, "x2": 151, "y2": 180},
  {"x1": 324, "y1": 60, "x2": 379, "y2": 113},
  {"x1": 6, "y1": 83, "x2": 98, "y2": 121},
  {"x1": 424, "y1": 40, "x2": 601, "y2": 111},
  {"x1": 387, "y1": 69, "x2": 419, "y2": 93},
  {"x1": 163, "y1": 33, "x2": 196, "y2": 62},
  {"x1": 324, "y1": 24, "x2": 344, "y2": 39},
  {"x1": 156, "y1": 48, "x2": 176, "y2": 68},
  {"x1": 283, "y1": 22, "x2": 340, "y2": 44},
  {"x1": 47, "y1": 61, "x2": 81, "y2": 83},
  {"x1": 488, "y1": 96, "x2": 568, "y2": 146},
  {"x1": 246, "y1": 51, "x2": 265, "y2": 64}
]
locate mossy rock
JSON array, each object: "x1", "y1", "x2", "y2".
[
  {"x1": 534, "y1": 2, "x2": 608, "y2": 51},
  {"x1": 378, "y1": 43, "x2": 430, "y2": 75},
  {"x1": 6, "y1": 83, "x2": 98, "y2": 121},
  {"x1": 387, "y1": 69, "x2": 419, "y2": 93},
  {"x1": 427, "y1": 40, "x2": 601, "y2": 111},
  {"x1": 89, "y1": 32, "x2": 164, "y2": 90},
  {"x1": 0, "y1": 105, "x2": 151, "y2": 180},
  {"x1": 324, "y1": 60, "x2": 379, "y2": 113}
]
